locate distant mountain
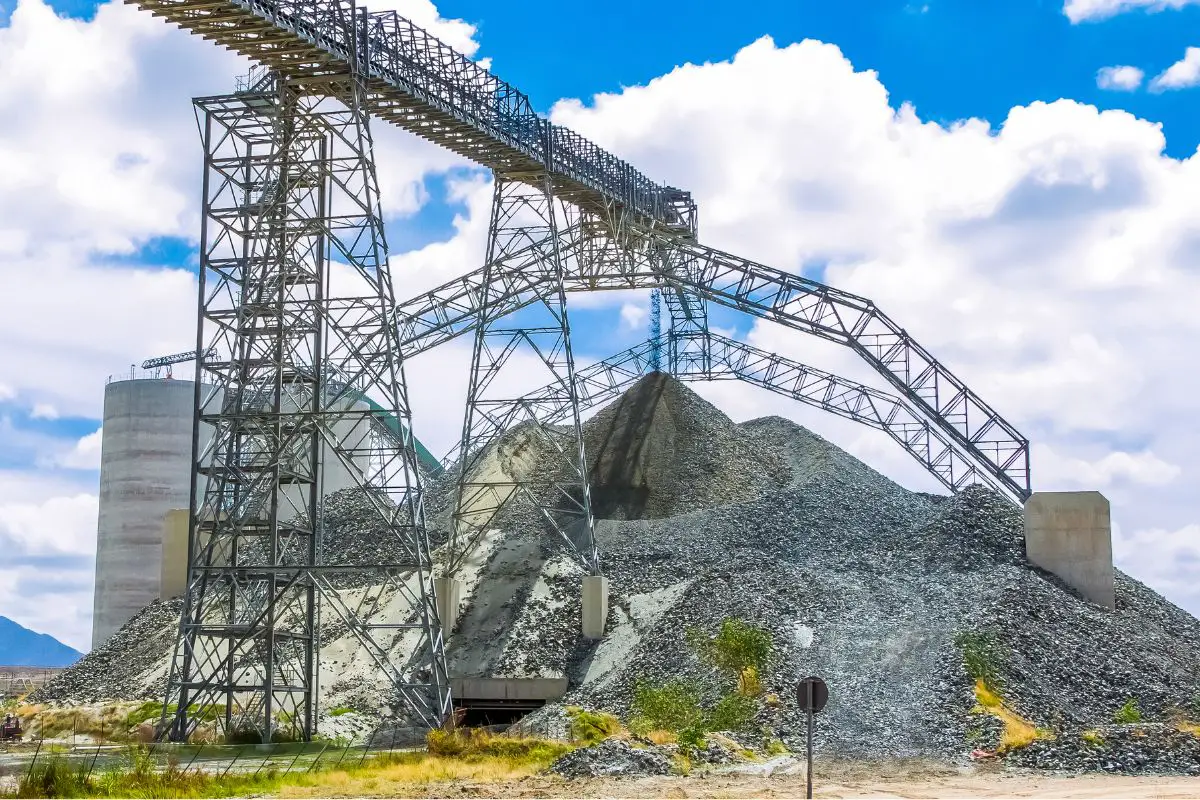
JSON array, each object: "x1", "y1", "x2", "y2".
[{"x1": 0, "y1": 616, "x2": 82, "y2": 667}]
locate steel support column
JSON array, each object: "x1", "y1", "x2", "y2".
[
  {"x1": 450, "y1": 167, "x2": 598, "y2": 578},
  {"x1": 163, "y1": 64, "x2": 449, "y2": 743}
]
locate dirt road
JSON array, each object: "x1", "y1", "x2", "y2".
[{"x1": 336, "y1": 767, "x2": 1200, "y2": 799}]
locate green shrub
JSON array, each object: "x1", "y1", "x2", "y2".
[
  {"x1": 1114, "y1": 698, "x2": 1143, "y2": 724},
  {"x1": 125, "y1": 701, "x2": 166, "y2": 727},
  {"x1": 676, "y1": 725, "x2": 706, "y2": 753},
  {"x1": 955, "y1": 630, "x2": 1002, "y2": 688},
  {"x1": 328, "y1": 706, "x2": 355, "y2": 717},
  {"x1": 688, "y1": 619, "x2": 773, "y2": 680},
  {"x1": 630, "y1": 679, "x2": 704, "y2": 734},
  {"x1": 565, "y1": 706, "x2": 621, "y2": 744},
  {"x1": 765, "y1": 738, "x2": 789, "y2": 755},
  {"x1": 706, "y1": 692, "x2": 757, "y2": 732}
]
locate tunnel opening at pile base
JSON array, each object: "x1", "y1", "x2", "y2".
[{"x1": 453, "y1": 697, "x2": 545, "y2": 728}]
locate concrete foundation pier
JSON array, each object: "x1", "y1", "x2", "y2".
[
  {"x1": 159, "y1": 509, "x2": 190, "y2": 601},
  {"x1": 1024, "y1": 491, "x2": 1115, "y2": 609},
  {"x1": 435, "y1": 577, "x2": 463, "y2": 638},
  {"x1": 582, "y1": 575, "x2": 609, "y2": 639}
]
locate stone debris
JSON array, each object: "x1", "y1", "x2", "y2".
[
  {"x1": 32, "y1": 374, "x2": 1200, "y2": 775},
  {"x1": 30, "y1": 598, "x2": 181, "y2": 704},
  {"x1": 1008, "y1": 724, "x2": 1200, "y2": 774},
  {"x1": 550, "y1": 738, "x2": 672, "y2": 777}
]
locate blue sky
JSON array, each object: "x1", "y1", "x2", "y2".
[
  {"x1": 1, "y1": 0, "x2": 1199, "y2": 650},
  {"x1": 440, "y1": 0, "x2": 1200, "y2": 157}
]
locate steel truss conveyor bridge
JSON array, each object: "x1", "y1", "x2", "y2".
[{"x1": 129, "y1": 0, "x2": 1031, "y2": 744}]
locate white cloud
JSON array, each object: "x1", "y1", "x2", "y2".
[
  {"x1": 1065, "y1": 0, "x2": 1200, "y2": 22},
  {"x1": 54, "y1": 428, "x2": 103, "y2": 471},
  {"x1": 619, "y1": 302, "x2": 648, "y2": 331},
  {"x1": 1113, "y1": 523, "x2": 1200, "y2": 613},
  {"x1": 1096, "y1": 65, "x2": 1144, "y2": 91},
  {"x1": 1035, "y1": 445, "x2": 1181, "y2": 488},
  {"x1": 1150, "y1": 47, "x2": 1200, "y2": 91},
  {"x1": 0, "y1": 492, "x2": 97, "y2": 557},
  {"x1": 29, "y1": 402, "x2": 57, "y2": 420}
]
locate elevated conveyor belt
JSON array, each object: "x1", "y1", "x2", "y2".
[
  {"x1": 438, "y1": 333, "x2": 1019, "y2": 505},
  {"x1": 126, "y1": 0, "x2": 694, "y2": 229}
]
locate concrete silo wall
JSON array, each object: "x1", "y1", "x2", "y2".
[{"x1": 91, "y1": 379, "x2": 204, "y2": 650}]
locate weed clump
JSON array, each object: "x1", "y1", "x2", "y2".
[
  {"x1": 564, "y1": 707, "x2": 621, "y2": 744},
  {"x1": 425, "y1": 728, "x2": 572, "y2": 764},
  {"x1": 629, "y1": 679, "x2": 704, "y2": 735},
  {"x1": 1113, "y1": 698, "x2": 1143, "y2": 724},
  {"x1": 687, "y1": 619, "x2": 773, "y2": 683},
  {"x1": 955, "y1": 630, "x2": 1003, "y2": 688}
]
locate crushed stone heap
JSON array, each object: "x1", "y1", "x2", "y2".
[
  {"x1": 35, "y1": 374, "x2": 1200, "y2": 773},
  {"x1": 582, "y1": 372, "x2": 792, "y2": 519}
]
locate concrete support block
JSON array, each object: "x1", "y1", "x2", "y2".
[
  {"x1": 435, "y1": 577, "x2": 463, "y2": 639},
  {"x1": 1024, "y1": 491, "x2": 1114, "y2": 609},
  {"x1": 582, "y1": 575, "x2": 609, "y2": 640},
  {"x1": 159, "y1": 509, "x2": 190, "y2": 601}
]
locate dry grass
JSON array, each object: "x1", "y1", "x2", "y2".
[
  {"x1": 973, "y1": 680, "x2": 1051, "y2": 752},
  {"x1": 1175, "y1": 721, "x2": 1200, "y2": 737},
  {"x1": 644, "y1": 729, "x2": 677, "y2": 745},
  {"x1": 276, "y1": 749, "x2": 563, "y2": 797}
]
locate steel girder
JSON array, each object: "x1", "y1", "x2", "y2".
[
  {"x1": 441, "y1": 331, "x2": 1019, "y2": 507},
  {"x1": 164, "y1": 74, "x2": 450, "y2": 743},
  {"x1": 449, "y1": 176, "x2": 599, "y2": 579},
  {"x1": 395, "y1": 222, "x2": 1030, "y2": 502}
]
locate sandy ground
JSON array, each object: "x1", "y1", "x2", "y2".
[{"x1": 392, "y1": 772, "x2": 1200, "y2": 799}]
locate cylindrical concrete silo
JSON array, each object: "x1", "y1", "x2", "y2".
[{"x1": 91, "y1": 379, "x2": 201, "y2": 649}]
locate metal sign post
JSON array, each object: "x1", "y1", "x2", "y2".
[{"x1": 797, "y1": 676, "x2": 829, "y2": 800}]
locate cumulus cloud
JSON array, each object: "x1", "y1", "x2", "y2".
[
  {"x1": 54, "y1": 429, "x2": 103, "y2": 471},
  {"x1": 620, "y1": 302, "x2": 648, "y2": 331},
  {"x1": 1096, "y1": 65, "x2": 1144, "y2": 91},
  {"x1": 1150, "y1": 46, "x2": 1200, "y2": 91},
  {"x1": 1065, "y1": 0, "x2": 1200, "y2": 22}
]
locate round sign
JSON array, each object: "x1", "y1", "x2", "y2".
[{"x1": 797, "y1": 676, "x2": 829, "y2": 713}]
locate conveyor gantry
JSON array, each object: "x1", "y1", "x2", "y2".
[{"x1": 126, "y1": 0, "x2": 696, "y2": 231}]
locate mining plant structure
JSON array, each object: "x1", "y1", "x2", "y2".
[{"x1": 123, "y1": 0, "x2": 1031, "y2": 743}]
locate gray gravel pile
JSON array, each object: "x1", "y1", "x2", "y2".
[
  {"x1": 979, "y1": 570, "x2": 1200, "y2": 728},
  {"x1": 34, "y1": 375, "x2": 1200, "y2": 774},
  {"x1": 549, "y1": 737, "x2": 672, "y2": 777},
  {"x1": 30, "y1": 598, "x2": 181, "y2": 704},
  {"x1": 1008, "y1": 724, "x2": 1200, "y2": 774},
  {"x1": 583, "y1": 373, "x2": 791, "y2": 519},
  {"x1": 317, "y1": 488, "x2": 418, "y2": 586}
]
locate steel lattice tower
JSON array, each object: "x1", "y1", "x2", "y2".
[
  {"x1": 449, "y1": 170, "x2": 599, "y2": 579},
  {"x1": 163, "y1": 67, "x2": 450, "y2": 743}
]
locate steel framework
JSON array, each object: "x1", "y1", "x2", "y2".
[
  {"x1": 449, "y1": 176, "x2": 598, "y2": 577},
  {"x1": 392, "y1": 233, "x2": 1031, "y2": 502},
  {"x1": 162, "y1": 69, "x2": 449, "y2": 743}
]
